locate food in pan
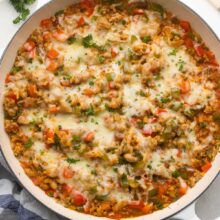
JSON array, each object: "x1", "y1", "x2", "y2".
[{"x1": 3, "y1": 0, "x2": 220, "y2": 218}]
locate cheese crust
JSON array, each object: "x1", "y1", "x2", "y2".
[{"x1": 3, "y1": 0, "x2": 220, "y2": 218}]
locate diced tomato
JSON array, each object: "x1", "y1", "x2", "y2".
[
  {"x1": 149, "y1": 117, "x2": 158, "y2": 123},
  {"x1": 40, "y1": 18, "x2": 53, "y2": 28},
  {"x1": 128, "y1": 201, "x2": 151, "y2": 213},
  {"x1": 142, "y1": 124, "x2": 153, "y2": 136},
  {"x1": 28, "y1": 48, "x2": 37, "y2": 59},
  {"x1": 130, "y1": 117, "x2": 138, "y2": 127},
  {"x1": 108, "y1": 91, "x2": 117, "y2": 98},
  {"x1": 132, "y1": 9, "x2": 145, "y2": 15},
  {"x1": 7, "y1": 91, "x2": 17, "y2": 102},
  {"x1": 108, "y1": 213, "x2": 122, "y2": 219},
  {"x1": 49, "y1": 105, "x2": 60, "y2": 114},
  {"x1": 5, "y1": 73, "x2": 12, "y2": 83},
  {"x1": 52, "y1": 29, "x2": 68, "y2": 42},
  {"x1": 62, "y1": 184, "x2": 73, "y2": 196},
  {"x1": 195, "y1": 45, "x2": 205, "y2": 57},
  {"x1": 180, "y1": 20, "x2": 191, "y2": 32},
  {"x1": 73, "y1": 192, "x2": 87, "y2": 206},
  {"x1": 128, "y1": 201, "x2": 144, "y2": 210},
  {"x1": 84, "y1": 132, "x2": 94, "y2": 142},
  {"x1": 80, "y1": 0, "x2": 95, "y2": 17},
  {"x1": 21, "y1": 161, "x2": 31, "y2": 169},
  {"x1": 109, "y1": 82, "x2": 116, "y2": 90},
  {"x1": 60, "y1": 80, "x2": 71, "y2": 87},
  {"x1": 46, "y1": 60, "x2": 58, "y2": 72},
  {"x1": 27, "y1": 84, "x2": 37, "y2": 97},
  {"x1": 179, "y1": 186, "x2": 188, "y2": 195},
  {"x1": 23, "y1": 40, "x2": 35, "y2": 52},
  {"x1": 83, "y1": 88, "x2": 94, "y2": 97},
  {"x1": 177, "y1": 149, "x2": 182, "y2": 158},
  {"x1": 180, "y1": 80, "x2": 191, "y2": 94},
  {"x1": 43, "y1": 32, "x2": 52, "y2": 41},
  {"x1": 63, "y1": 167, "x2": 74, "y2": 179},
  {"x1": 77, "y1": 16, "x2": 85, "y2": 27},
  {"x1": 31, "y1": 177, "x2": 42, "y2": 186},
  {"x1": 111, "y1": 48, "x2": 119, "y2": 58},
  {"x1": 46, "y1": 189, "x2": 55, "y2": 197},
  {"x1": 201, "y1": 161, "x2": 212, "y2": 173},
  {"x1": 158, "y1": 184, "x2": 167, "y2": 196},
  {"x1": 44, "y1": 128, "x2": 54, "y2": 140},
  {"x1": 215, "y1": 89, "x2": 220, "y2": 98},
  {"x1": 47, "y1": 48, "x2": 59, "y2": 59},
  {"x1": 184, "y1": 37, "x2": 194, "y2": 49},
  {"x1": 206, "y1": 51, "x2": 219, "y2": 66},
  {"x1": 157, "y1": 108, "x2": 168, "y2": 114}
]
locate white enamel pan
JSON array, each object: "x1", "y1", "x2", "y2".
[{"x1": 0, "y1": 0, "x2": 220, "y2": 219}]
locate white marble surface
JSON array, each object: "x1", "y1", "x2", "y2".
[{"x1": 0, "y1": 1, "x2": 220, "y2": 220}]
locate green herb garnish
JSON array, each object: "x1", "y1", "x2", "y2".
[
  {"x1": 54, "y1": 133, "x2": 61, "y2": 147},
  {"x1": 89, "y1": 186, "x2": 97, "y2": 194},
  {"x1": 85, "y1": 106, "x2": 95, "y2": 116},
  {"x1": 120, "y1": 174, "x2": 129, "y2": 188},
  {"x1": 55, "y1": 10, "x2": 64, "y2": 16},
  {"x1": 98, "y1": 56, "x2": 106, "y2": 64},
  {"x1": 66, "y1": 158, "x2": 80, "y2": 164},
  {"x1": 24, "y1": 138, "x2": 34, "y2": 149},
  {"x1": 148, "y1": 188, "x2": 158, "y2": 197},
  {"x1": 10, "y1": 0, "x2": 36, "y2": 24},
  {"x1": 82, "y1": 34, "x2": 106, "y2": 51},
  {"x1": 106, "y1": 73, "x2": 113, "y2": 82},
  {"x1": 142, "y1": 36, "x2": 152, "y2": 43},
  {"x1": 67, "y1": 36, "x2": 76, "y2": 45},
  {"x1": 95, "y1": 194, "x2": 108, "y2": 201},
  {"x1": 150, "y1": 3, "x2": 164, "y2": 17},
  {"x1": 168, "y1": 48, "x2": 178, "y2": 56},
  {"x1": 72, "y1": 135, "x2": 80, "y2": 142}
]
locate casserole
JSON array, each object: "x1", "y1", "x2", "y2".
[{"x1": 1, "y1": 0, "x2": 220, "y2": 219}]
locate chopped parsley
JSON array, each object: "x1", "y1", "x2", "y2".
[
  {"x1": 91, "y1": 169, "x2": 97, "y2": 175},
  {"x1": 24, "y1": 138, "x2": 34, "y2": 149},
  {"x1": 89, "y1": 186, "x2": 97, "y2": 194},
  {"x1": 160, "y1": 97, "x2": 170, "y2": 103},
  {"x1": 72, "y1": 135, "x2": 81, "y2": 150},
  {"x1": 85, "y1": 106, "x2": 95, "y2": 116},
  {"x1": 121, "y1": 20, "x2": 126, "y2": 25},
  {"x1": 106, "y1": 73, "x2": 113, "y2": 82},
  {"x1": 54, "y1": 133, "x2": 61, "y2": 147},
  {"x1": 142, "y1": 35, "x2": 152, "y2": 43},
  {"x1": 148, "y1": 188, "x2": 158, "y2": 197},
  {"x1": 150, "y1": 3, "x2": 164, "y2": 17},
  {"x1": 172, "y1": 170, "x2": 180, "y2": 178},
  {"x1": 120, "y1": 174, "x2": 129, "y2": 188},
  {"x1": 67, "y1": 36, "x2": 76, "y2": 45},
  {"x1": 168, "y1": 48, "x2": 178, "y2": 56},
  {"x1": 95, "y1": 194, "x2": 108, "y2": 201},
  {"x1": 82, "y1": 34, "x2": 94, "y2": 48},
  {"x1": 177, "y1": 59, "x2": 186, "y2": 71},
  {"x1": 66, "y1": 158, "x2": 80, "y2": 164},
  {"x1": 89, "y1": 80, "x2": 95, "y2": 86},
  {"x1": 11, "y1": 66, "x2": 22, "y2": 74},
  {"x1": 55, "y1": 9, "x2": 64, "y2": 16},
  {"x1": 10, "y1": 0, "x2": 36, "y2": 24},
  {"x1": 137, "y1": 121, "x2": 145, "y2": 128},
  {"x1": 73, "y1": 144, "x2": 81, "y2": 150},
  {"x1": 98, "y1": 56, "x2": 106, "y2": 64},
  {"x1": 82, "y1": 34, "x2": 106, "y2": 51},
  {"x1": 91, "y1": 117, "x2": 99, "y2": 125},
  {"x1": 72, "y1": 135, "x2": 81, "y2": 143}
]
